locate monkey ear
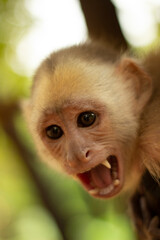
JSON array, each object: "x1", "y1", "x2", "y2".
[{"x1": 116, "y1": 58, "x2": 152, "y2": 114}]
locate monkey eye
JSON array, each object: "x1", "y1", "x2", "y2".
[
  {"x1": 45, "y1": 125, "x2": 63, "y2": 139},
  {"x1": 77, "y1": 111, "x2": 96, "y2": 128}
]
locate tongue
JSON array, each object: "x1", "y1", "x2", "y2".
[{"x1": 90, "y1": 165, "x2": 112, "y2": 188}]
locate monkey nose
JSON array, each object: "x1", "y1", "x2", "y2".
[
  {"x1": 67, "y1": 149, "x2": 91, "y2": 167},
  {"x1": 77, "y1": 149, "x2": 91, "y2": 163}
]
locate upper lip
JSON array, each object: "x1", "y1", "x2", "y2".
[{"x1": 67, "y1": 153, "x2": 115, "y2": 174}]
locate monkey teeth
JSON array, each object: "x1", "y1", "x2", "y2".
[
  {"x1": 99, "y1": 184, "x2": 114, "y2": 195},
  {"x1": 88, "y1": 188, "x2": 99, "y2": 195},
  {"x1": 112, "y1": 171, "x2": 118, "y2": 179},
  {"x1": 87, "y1": 157, "x2": 120, "y2": 196},
  {"x1": 101, "y1": 158, "x2": 118, "y2": 180},
  {"x1": 89, "y1": 178, "x2": 120, "y2": 196},
  {"x1": 101, "y1": 160, "x2": 111, "y2": 169},
  {"x1": 77, "y1": 155, "x2": 120, "y2": 197},
  {"x1": 114, "y1": 179, "x2": 120, "y2": 186}
]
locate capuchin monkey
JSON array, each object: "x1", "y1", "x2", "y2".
[{"x1": 23, "y1": 40, "x2": 160, "y2": 200}]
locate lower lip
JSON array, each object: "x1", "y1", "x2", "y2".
[{"x1": 91, "y1": 183, "x2": 123, "y2": 199}]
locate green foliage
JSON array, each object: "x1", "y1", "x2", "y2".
[
  {"x1": 0, "y1": 0, "x2": 32, "y2": 102},
  {"x1": 0, "y1": 58, "x2": 30, "y2": 102},
  {"x1": 0, "y1": 0, "x2": 32, "y2": 48}
]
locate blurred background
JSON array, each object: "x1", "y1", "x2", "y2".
[{"x1": 0, "y1": 0, "x2": 160, "y2": 239}]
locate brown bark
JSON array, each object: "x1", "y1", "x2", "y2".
[
  {"x1": 79, "y1": 0, "x2": 128, "y2": 51},
  {"x1": 0, "y1": 103, "x2": 68, "y2": 240}
]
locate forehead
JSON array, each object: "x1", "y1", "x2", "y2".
[{"x1": 33, "y1": 58, "x2": 114, "y2": 112}]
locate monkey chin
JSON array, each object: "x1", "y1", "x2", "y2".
[{"x1": 77, "y1": 155, "x2": 123, "y2": 199}]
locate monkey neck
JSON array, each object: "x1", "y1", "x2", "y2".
[
  {"x1": 140, "y1": 170, "x2": 160, "y2": 216},
  {"x1": 130, "y1": 170, "x2": 160, "y2": 232}
]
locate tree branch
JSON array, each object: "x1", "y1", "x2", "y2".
[
  {"x1": 79, "y1": 0, "x2": 128, "y2": 50},
  {"x1": 0, "y1": 103, "x2": 68, "y2": 240}
]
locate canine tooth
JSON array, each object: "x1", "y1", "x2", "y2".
[
  {"x1": 89, "y1": 188, "x2": 99, "y2": 195},
  {"x1": 114, "y1": 179, "x2": 120, "y2": 186},
  {"x1": 99, "y1": 184, "x2": 114, "y2": 195},
  {"x1": 102, "y1": 160, "x2": 111, "y2": 169}
]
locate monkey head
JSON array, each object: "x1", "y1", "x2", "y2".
[{"x1": 23, "y1": 43, "x2": 152, "y2": 199}]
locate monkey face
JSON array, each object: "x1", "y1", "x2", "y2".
[{"x1": 36, "y1": 98, "x2": 135, "y2": 199}]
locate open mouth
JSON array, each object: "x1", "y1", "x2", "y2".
[{"x1": 77, "y1": 155, "x2": 122, "y2": 198}]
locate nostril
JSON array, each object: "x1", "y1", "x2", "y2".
[{"x1": 85, "y1": 150, "x2": 90, "y2": 158}]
